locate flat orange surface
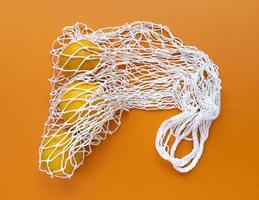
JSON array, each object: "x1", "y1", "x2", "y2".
[{"x1": 2, "y1": 0, "x2": 259, "y2": 199}]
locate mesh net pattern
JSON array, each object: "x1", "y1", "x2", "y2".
[{"x1": 39, "y1": 21, "x2": 221, "y2": 178}]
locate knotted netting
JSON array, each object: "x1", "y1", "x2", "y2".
[{"x1": 39, "y1": 21, "x2": 221, "y2": 178}]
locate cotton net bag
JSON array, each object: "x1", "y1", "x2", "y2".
[{"x1": 39, "y1": 21, "x2": 221, "y2": 178}]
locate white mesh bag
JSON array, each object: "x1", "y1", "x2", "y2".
[{"x1": 39, "y1": 21, "x2": 221, "y2": 178}]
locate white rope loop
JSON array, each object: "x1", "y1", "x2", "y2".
[{"x1": 39, "y1": 21, "x2": 221, "y2": 178}]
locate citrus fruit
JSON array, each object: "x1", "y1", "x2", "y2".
[
  {"x1": 40, "y1": 128, "x2": 84, "y2": 177},
  {"x1": 58, "y1": 80, "x2": 100, "y2": 125},
  {"x1": 59, "y1": 39, "x2": 101, "y2": 75}
]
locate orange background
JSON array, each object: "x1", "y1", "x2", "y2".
[{"x1": 1, "y1": 0, "x2": 259, "y2": 199}]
